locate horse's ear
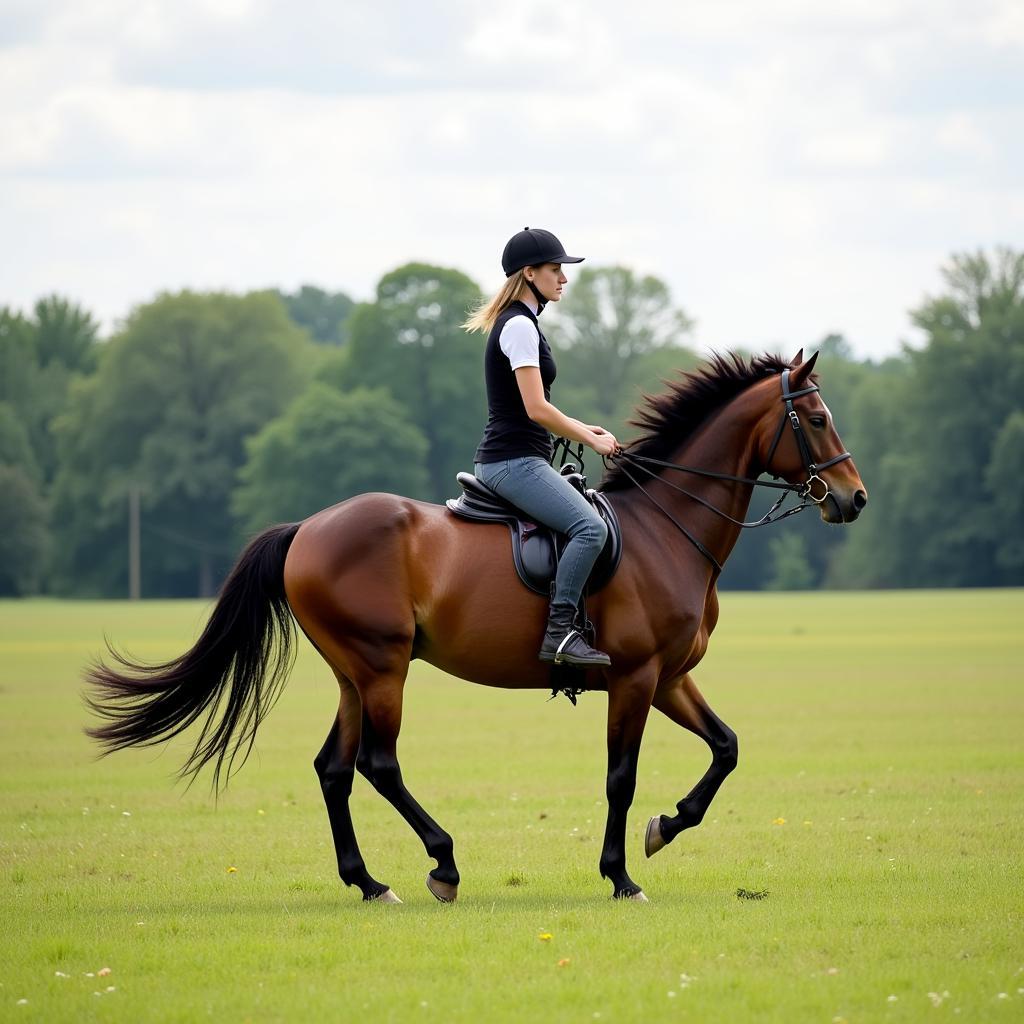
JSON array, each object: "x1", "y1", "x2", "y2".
[
  {"x1": 790, "y1": 350, "x2": 819, "y2": 387},
  {"x1": 792, "y1": 348, "x2": 804, "y2": 366}
]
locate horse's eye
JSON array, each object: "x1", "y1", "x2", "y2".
[{"x1": 809, "y1": 415, "x2": 826, "y2": 429}]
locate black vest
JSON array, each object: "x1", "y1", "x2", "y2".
[{"x1": 474, "y1": 301, "x2": 556, "y2": 463}]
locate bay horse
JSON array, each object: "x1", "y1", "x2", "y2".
[{"x1": 87, "y1": 350, "x2": 867, "y2": 903}]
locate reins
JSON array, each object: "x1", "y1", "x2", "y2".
[{"x1": 602, "y1": 369, "x2": 852, "y2": 573}]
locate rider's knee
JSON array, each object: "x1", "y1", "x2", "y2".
[{"x1": 571, "y1": 511, "x2": 607, "y2": 550}]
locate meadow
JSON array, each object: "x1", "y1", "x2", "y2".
[{"x1": 1, "y1": 591, "x2": 1021, "y2": 1023}]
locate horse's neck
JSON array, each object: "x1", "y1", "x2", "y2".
[{"x1": 630, "y1": 397, "x2": 767, "y2": 573}]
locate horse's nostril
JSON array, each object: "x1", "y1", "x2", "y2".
[{"x1": 853, "y1": 489, "x2": 868, "y2": 511}]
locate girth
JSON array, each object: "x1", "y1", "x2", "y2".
[{"x1": 445, "y1": 472, "x2": 623, "y2": 596}]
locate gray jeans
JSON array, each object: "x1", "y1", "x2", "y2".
[{"x1": 474, "y1": 456, "x2": 608, "y2": 608}]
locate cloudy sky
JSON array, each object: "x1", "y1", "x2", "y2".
[{"x1": 2, "y1": 0, "x2": 1022, "y2": 358}]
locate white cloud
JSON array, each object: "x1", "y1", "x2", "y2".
[{"x1": 1, "y1": 0, "x2": 1022, "y2": 359}]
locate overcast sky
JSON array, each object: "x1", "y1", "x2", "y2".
[{"x1": 2, "y1": 0, "x2": 1022, "y2": 359}]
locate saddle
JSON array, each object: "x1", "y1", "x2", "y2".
[{"x1": 445, "y1": 470, "x2": 623, "y2": 596}]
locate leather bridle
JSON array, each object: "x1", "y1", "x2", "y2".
[
  {"x1": 762, "y1": 368, "x2": 853, "y2": 502},
  {"x1": 603, "y1": 369, "x2": 853, "y2": 572}
]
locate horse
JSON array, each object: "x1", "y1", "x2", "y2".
[{"x1": 86, "y1": 349, "x2": 867, "y2": 903}]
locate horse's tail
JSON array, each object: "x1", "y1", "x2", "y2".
[{"x1": 85, "y1": 522, "x2": 302, "y2": 791}]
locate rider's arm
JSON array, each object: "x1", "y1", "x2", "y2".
[{"x1": 514, "y1": 367, "x2": 612, "y2": 451}]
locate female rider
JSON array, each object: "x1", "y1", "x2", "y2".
[{"x1": 465, "y1": 227, "x2": 619, "y2": 668}]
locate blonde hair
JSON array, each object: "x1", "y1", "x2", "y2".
[{"x1": 462, "y1": 269, "x2": 529, "y2": 334}]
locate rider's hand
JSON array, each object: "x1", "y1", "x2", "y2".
[{"x1": 589, "y1": 430, "x2": 620, "y2": 457}]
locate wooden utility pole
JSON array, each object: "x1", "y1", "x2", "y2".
[{"x1": 129, "y1": 485, "x2": 141, "y2": 600}]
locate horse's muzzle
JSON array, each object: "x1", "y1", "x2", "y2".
[{"x1": 821, "y1": 487, "x2": 868, "y2": 524}]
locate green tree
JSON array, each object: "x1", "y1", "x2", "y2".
[
  {"x1": 764, "y1": 533, "x2": 815, "y2": 590},
  {"x1": 823, "y1": 355, "x2": 911, "y2": 588},
  {"x1": 895, "y1": 248, "x2": 1022, "y2": 585},
  {"x1": 233, "y1": 383, "x2": 430, "y2": 534},
  {"x1": 33, "y1": 294, "x2": 99, "y2": 372},
  {"x1": 50, "y1": 291, "x2": 310, "y2": 597},
  {"x1": 324, "y1": 263, "x2": 484, "y2": 501},
  {"x1": 0, "y1": 309, "x2": 41, "y2": 435},
  {"x1": 32, "y1": 297, "x2": 102, "y2": 481},
  {"x1": 829, "y1": 248, "x2": 1024, "y2": 587},
  {"x1": 0, "y1": 298, "x2": 102, "y2": 484},
  {"x1": 277, "y1": 285, "x2": 355, "y2": 345},
  {"x1": 0, "y1": 310, "x2": 36, "y2": 381},
  {"x1": 985, "y1": 410, "x2": 1024, "y2": 572},
  {"x1": 0, "y1": 402, "x2": 40, "y2": 483},
  {"x1": 552, "y1": 266, "x2": 696, "y2": 432},
  {"x1": 0, "y1": 464, "x2": 49, "y2": 595}
]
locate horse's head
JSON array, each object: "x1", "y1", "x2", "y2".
[{"x1": 757, "y1": 350, "x2": 868, "y2": 524}]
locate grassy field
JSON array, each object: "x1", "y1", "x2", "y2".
[{"x1": 1, "y1": 591, "x2": 1021, "y2": 1023}]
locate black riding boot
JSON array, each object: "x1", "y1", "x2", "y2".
[{"x1": 538, "y1": 602, "x2": 611, "y2": 667}]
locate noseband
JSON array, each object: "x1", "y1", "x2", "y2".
[{"x1": 604, "y1": 369, "x2": 852, "y2": 572}]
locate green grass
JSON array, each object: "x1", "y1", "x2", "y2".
[{"x1": 1, "y1": 591, "x2": 1022, "y2": 1022}]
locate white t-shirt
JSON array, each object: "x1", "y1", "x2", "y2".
[{"x1": 499, "y1": 313, "x2": 541, "y2": 370}]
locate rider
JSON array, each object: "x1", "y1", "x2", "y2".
[{"x1": 465, "y1": 227, "x2": 619, "y2": 668}]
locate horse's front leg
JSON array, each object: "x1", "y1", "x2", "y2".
[
  {"x1": 645, "y1": 672, "x2": 738, "y2": 856},
  {"x1": 599, "y1": 666, "x2": 657, "y2": 900}
]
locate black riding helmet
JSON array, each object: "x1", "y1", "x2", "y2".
[{"x1": 501, "y1": 227, "x2": 584, "y2": 277}]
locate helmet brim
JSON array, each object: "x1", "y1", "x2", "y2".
[{"x1": 505, "y1": 254, "x2": 585, "y2": 276}]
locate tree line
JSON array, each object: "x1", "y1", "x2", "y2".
[{"x1": 1, "y1": 249, "x2": 1021, "y2": 597}]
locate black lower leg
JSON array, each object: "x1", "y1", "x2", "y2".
[
  {"x1": 358, "y1": 712, "x2": 460, "y2": 888},
  {"x1": 599, "y1": 745, "x2": 644, "y2": 898},
  {"x1": 658, "y1": 705, "x2": 738, "y2": 845},
  {"x1": 599, "y1": 675, "x2": 655, "y2": 898},
  {"x1": 314, "y1": 719, "x2": 390, "y2": 900}
]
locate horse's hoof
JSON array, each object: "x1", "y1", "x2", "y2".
[
  {"x1": 426, "y1": 875, "x2": 458, "y2": 903},
  {"x1": 645, "y1": 815, "x2": 667, "y2": 858},
  {"x1": 613, "y1": 887, "x2": 649, "y2": 901},
  {"x1": 366, "y1": 888, "x2": 401, "y2": 905}
]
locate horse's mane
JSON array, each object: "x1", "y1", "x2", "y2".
[{"x1": 601, "y1": 351, "x2": 797, "y2": 491}]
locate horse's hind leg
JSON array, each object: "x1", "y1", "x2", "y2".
[
  {"x1": 313, "y1": 674, "x2": 398, "y2": 902},
  {"x1": 645, "y1": 672, "x2": 738, "y2": 857},
  {"x1": 356, "y1": 674, "x2": 461, "y2": 902}
]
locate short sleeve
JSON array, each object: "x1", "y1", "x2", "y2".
[{"x1": 498, "y1": 315, "x2": 541, "y2": 370}]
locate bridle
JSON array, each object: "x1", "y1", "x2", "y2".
[
  {"x1": 602, "y1": 369, "x2": 853, "y2": 573},
  {"x1": 763, "y1": 368, "x2": 853, "y2": 501}
]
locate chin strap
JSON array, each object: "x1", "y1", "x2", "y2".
[{"x1": 525, "y1": 279, "x2": 547, "y2": 314}]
